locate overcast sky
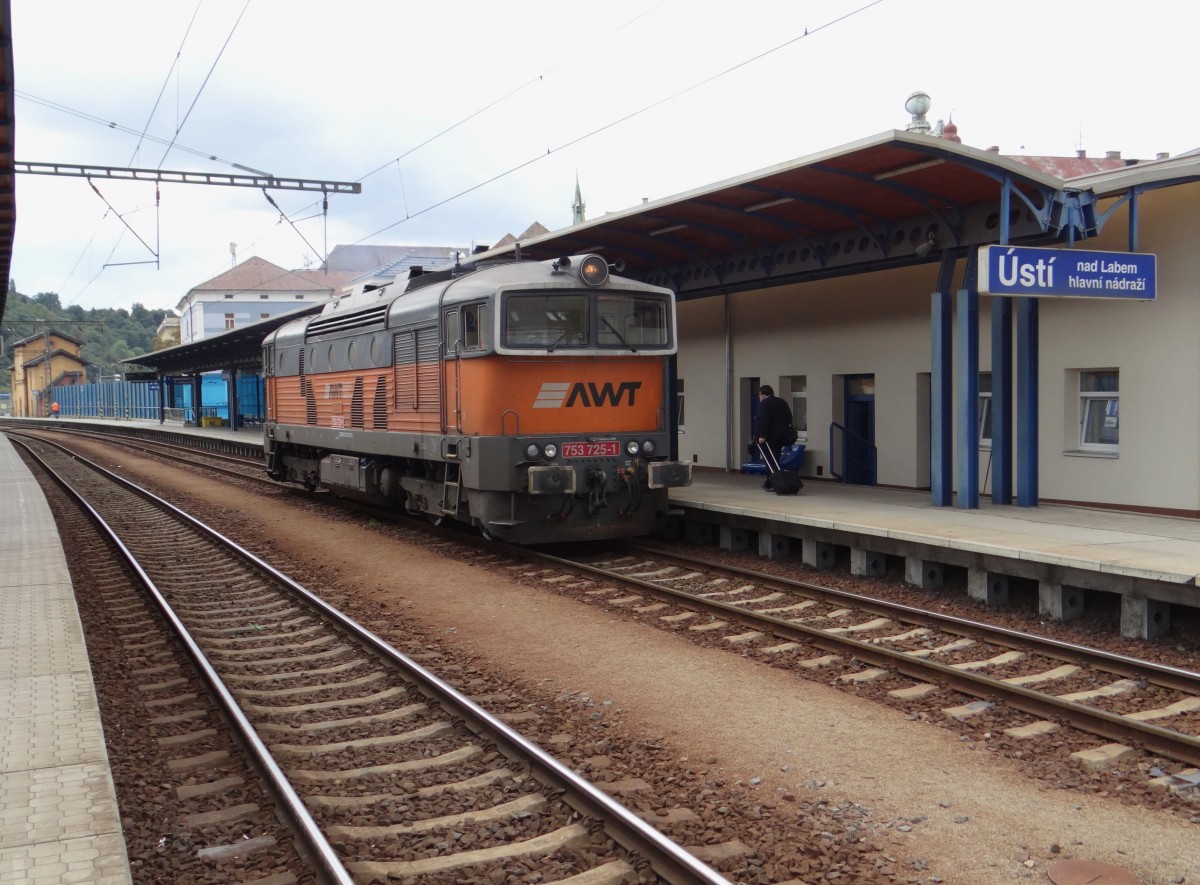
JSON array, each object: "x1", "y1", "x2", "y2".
[{"x1": 11, "y1": 0, "x2": 1199, "y2": 314}]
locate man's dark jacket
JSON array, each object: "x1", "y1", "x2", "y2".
[{"x1": 754, "y1": 395, "x2": 793, "y2": 453}]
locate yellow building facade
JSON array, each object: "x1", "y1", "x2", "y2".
[{"x1": 11, "y1": 330, "x2": 89, "y2": 417}]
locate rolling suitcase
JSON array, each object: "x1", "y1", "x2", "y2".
[{"x1": 757, "y1": 442, "x2": 803, "y2": 495}]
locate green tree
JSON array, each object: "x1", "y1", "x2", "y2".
[{"x1": 0, "y1": 287, "x2": 169, "y2": 391}]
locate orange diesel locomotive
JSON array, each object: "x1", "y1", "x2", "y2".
[{"x1": 262, "y1": 253, "x2": 692, "y2": 543}]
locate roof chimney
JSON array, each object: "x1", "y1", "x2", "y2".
[
  {"x1": 1076, "y1": 149, "x2": 1086, "y2": 159},
  {"x1": 986, "y1": 145, "x2": 999, "y2": 152},
  {"x1": 1156, "y1": 152, "x2": 1170, "y2": 160},
  {"x1": 1105, "y1": 151, "x2": 1121, "y2": 159}
]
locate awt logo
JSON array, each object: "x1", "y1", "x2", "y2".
[{"x1": 533, "y1": 381, "x2": 642, "y2": 408}]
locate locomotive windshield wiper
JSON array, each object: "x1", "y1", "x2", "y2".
[{"x1": 602, "y1": 317, "x2": 636, "y2": 352}]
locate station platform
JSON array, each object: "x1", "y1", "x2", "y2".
[
  {"x1": 0, "y1": 434, "x2": 131, "y2": 883},
  {"x1": 673, "y1": 470, "x2": 1200, "y2": 639},
  {"x1": 4, "y1": 416, "x2": 1199, "y2": 639}
]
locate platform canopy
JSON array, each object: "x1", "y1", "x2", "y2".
[
  {"x1": 473, "y1": 130, "x2": 1073, "y2": 301},
  {"x1": 124, "y1": 303, "x2": 323, "y2": 375}
]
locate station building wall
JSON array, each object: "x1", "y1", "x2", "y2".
[
  {"x1": 1032, "y1": 179, "x2": 1200, "y2": 512},
  {"x1": 675, "y1": 179, "x2": 1200, "y2": 514}
]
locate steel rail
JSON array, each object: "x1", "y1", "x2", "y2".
[
  {"x1": 11, "y1": 436, "x2": 357, "y2": 885},
  {"x1": 528, "y1": 546, "x2": 1200, "y2": 768},
  {"x1": 7, "y1": 422, "x2": 261, "y2": 466},
  {"x1": 632, "y1": 542, "x2": 1200, "y2": 692},
  {"x1": 12, "y1": 432, "x2": 733, "y2": 885}
]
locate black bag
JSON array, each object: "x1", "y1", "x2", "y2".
[
  {"x1": 757, "y1": 442, "x2": 803, "y2": 495},
  {"x1": 783, "y1": 423, "x2": 799, "y2": 446}
]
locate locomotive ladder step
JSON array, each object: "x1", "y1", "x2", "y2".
[{"x1": 441, "y1": 462, "x2": 462, "y2": 514}]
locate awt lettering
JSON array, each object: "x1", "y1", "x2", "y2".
[{"x1": 565, "y1": 381, "x2": 642, "y2": 407}]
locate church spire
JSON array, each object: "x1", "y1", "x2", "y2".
[{"x1": 571, "y1": 173, "x2": 586, "y2": 225}]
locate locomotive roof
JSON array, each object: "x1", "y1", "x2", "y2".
[{"x1": 273, "y1": 256, "x2": 671, "y2": 345}]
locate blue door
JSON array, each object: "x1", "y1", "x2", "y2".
[{"x1": 843, "y1": 375, "x2": 876, "y2": 485}]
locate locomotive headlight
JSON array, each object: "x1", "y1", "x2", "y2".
[
  {"x1": 625, "y1": 440, "x2": 640, "y2": 456},
  {"x1": 525, "y1": 443, "x2": 540, "y2": 460},
  {"x1": 543, "y1": 443, "x2": 558, "y2": 459},
  {"x1": 641, "y1": 439, "x2": 656, "y2": 454},
  {"x1": 579, "y1": 254, "x2": 609, "y2": 287}
]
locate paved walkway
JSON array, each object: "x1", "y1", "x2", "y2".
[{"x1": 0, "y1": 434, "x2": 131, "y2": 884}]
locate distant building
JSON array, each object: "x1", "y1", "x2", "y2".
[
  {"x1": 343, "y1": 251, "x2": 463, "y2": 299},
  {"x1": 10, "y1": 329, "x2": 90, "y2": 417},
  {"x1": 176, "y1": 256, "x2": 358, "y2": 344},
  {"x1": 491, "y1": 221, "x2": 550, "y2": 251},
  {"x1": 324, "y1": 244, "x2": 464, "y2": 275},
  {"x1": 572, "y1": 175, "x2": 586, "y2": 224},
  {"x1": 154, "y1": 314, "x2": 181, "y2": 350}
]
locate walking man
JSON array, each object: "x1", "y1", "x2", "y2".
[{"x1": 753, "y1": 384, "x2": 793, "y2": 490}]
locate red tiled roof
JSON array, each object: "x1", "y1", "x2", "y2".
[
  {"x1": 189, "y1": 256, "x2": 355, "y2": 294},
  {"x1": 1006, "y1": 155, "x2": 1132, "y2": 178}
]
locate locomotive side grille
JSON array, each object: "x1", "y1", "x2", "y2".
[
  {"x1": 393, "y1": 325, "x2": 440, "y2": 413},
  {"x1": 372, "y1": 374, "x2": 388, "y2": 429},
  {"x1": 350, "y1": 377, "x2": 365, "y2": 428},
  {"x1": 305, "y1": 304, "x2": 388, "y2": 340},
  {"x1": 299, "y1": 347, "x2": 317, "y2": 426}
]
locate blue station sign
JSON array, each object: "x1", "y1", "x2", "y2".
[{"x1": 977, "y1": 245, "x2": 1156, "y2": 300}]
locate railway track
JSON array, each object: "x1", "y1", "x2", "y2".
[
  {"x1": 11, "y1": 432, "x2": 733, "y2": 885},
  {"x1": 15, "y1": 424, "x2": 1200, "y2": 803},
  {"x1": 519, "y1": 543, "x2": 1200, "y2": 787},
  {"x1": 7, "y1": 422, "x2": 272, "y2": 486}
]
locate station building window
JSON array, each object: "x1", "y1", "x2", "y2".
[
  {"x1": 224, "y1": 313, "x2": 235, "y2": 330},
  {"x1": 978, "y1": 372, "x2": 992, "y2": 449},
  {"x1": 1079, "y1": 369, "x2": 1119, "y2": 453},
  {"x1": 782, "y1": 375, "x2": 807, "y2": 441}
]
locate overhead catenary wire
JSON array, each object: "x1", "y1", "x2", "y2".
[
  {"x1": 17, "y1": 91, "x2": 266, "y2": 174},
  {"x1": 260, "y1": 188, "x2": 323, "y2": 268},
  {"x1": 352, "y1": 0, "x2": 884, "y2": 246},
  {"x1": 26, "y1": 0, "x2": 885, "y2": 311},
  {"x1": 352, "y1": 2, "x2": 668, "y2": 186},
  {"x1": 161, "y1": 0, "x2": 886, "y2": 296},
  {"x1": 129, "y1": 1, "x2": 203, "y2": 167},
  {"x1": 156, "y1": 0, "x2": 251, "y2": 170}
]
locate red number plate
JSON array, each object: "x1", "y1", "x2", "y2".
[{"x1": 562, "y1": 441, "x2": 620, "y2": 458}]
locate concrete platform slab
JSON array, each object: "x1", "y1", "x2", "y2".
[{"x1": 0, "y1": 434, "x2": 132, "y2": 884}]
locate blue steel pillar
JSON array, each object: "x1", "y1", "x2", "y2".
[
  {"x1": 227, "y1": 369, "x2": 239, "y2": 430},
  {"x1": 191, "y1": 375, "x2": 203, "y2": 426},
  {"x1": 1016, "y1": 298, "x2": 1039, "y2": 505},
  {"x1": 930, "y1": 291, "x2": 952, "y2": 505},
  {"x1": 990, "y1": 298, "x2": 1012, "y2": 504},
  {"x1": 929, "y1": 253, "x2": 958, "y2": 507},
  {"x1": 955, "y1": 286, "x2": 979, "y2": 508}
]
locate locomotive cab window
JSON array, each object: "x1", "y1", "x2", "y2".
[
  {"x1": 505, "y1": 294, "x2": 588, "y2": 348},
  {"x1": 444, "y1": 303, "x2": 487, "y2": 355},
  {"x1": 597, "y1": 294, "x2": 669, "y2": 348}
]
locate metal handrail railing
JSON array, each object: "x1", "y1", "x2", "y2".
[{"x1": 829, "y1": 420, "x2": 877, "y2": 483}]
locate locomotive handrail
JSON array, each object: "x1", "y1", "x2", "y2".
[
  {"x1": 452, "y1": 338, "x2": 465, "y2": 433},
  {"x1": 500, "y1": 409, "x2": 520, "y2": 436}
]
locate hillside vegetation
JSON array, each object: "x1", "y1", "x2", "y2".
[{"x1": 1, "y1": 285, "x2": 169, "y2": 391}]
